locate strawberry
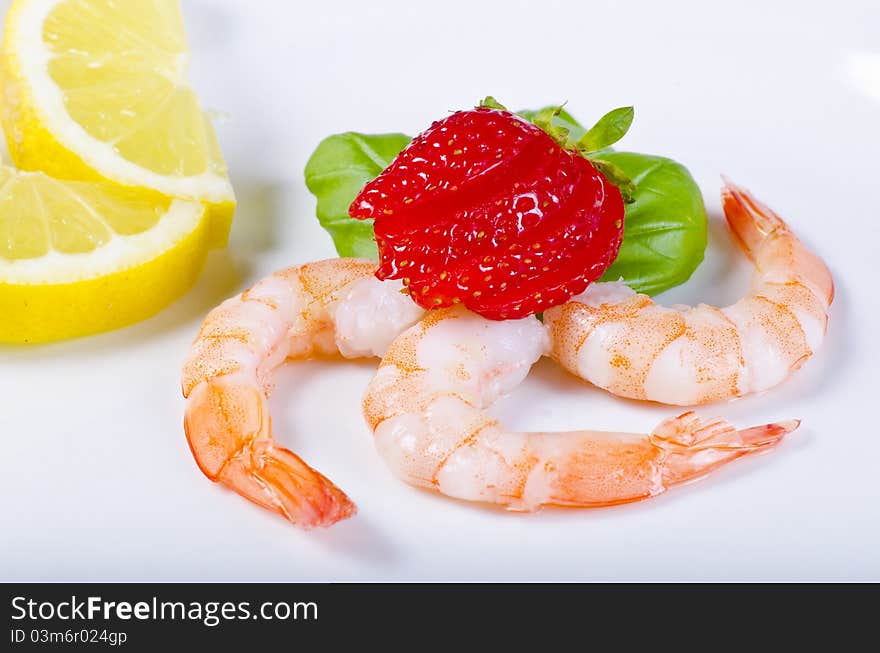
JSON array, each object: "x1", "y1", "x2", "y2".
[{"x1": 349, "y1": 103, "x2": 630, "y2": 320}]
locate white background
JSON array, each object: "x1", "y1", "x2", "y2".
[{"x1": 1, "y1": 0, "x2": 878, "y2": 581}]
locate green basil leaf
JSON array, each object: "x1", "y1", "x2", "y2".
[
  {"x1": 304, "y1": 131, "x2": 411, "y2": 258},
  {"x1": 598, "y1": 151, "x2": 707, "y2": 294},
  {"x1": 577, "y1": 106, "x2": 634, "y2": 152}
]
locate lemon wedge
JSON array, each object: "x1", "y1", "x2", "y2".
[
  {"x1": 0, "y1": 0, "x2": 235, "y2": 247},
  {"x1": 0, "y1": 165, "x2": 207, "y2": 343}
]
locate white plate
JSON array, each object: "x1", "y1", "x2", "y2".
[{"x1": 1, "y1": 0, "x2": 878, "y2": 581}]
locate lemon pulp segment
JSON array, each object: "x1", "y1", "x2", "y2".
[{"x1": 1, "y1": 0, "x2": 235, "y2": 246}]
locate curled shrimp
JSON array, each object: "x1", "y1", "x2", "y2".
[
  {"x1": 182, "y1": 258, "x2": 425, "y2": 528},
  {"x1": 544, "y1": 179, "x2": 834, "y2": 405},
  {"x1": 363, "y1": 307, "x2": 798, "y2": 510}
]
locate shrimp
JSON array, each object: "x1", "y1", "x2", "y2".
[
  {"x1": 182, "y1": 258, "x2": 425, "y2": 528},
  {"x1": 544, "y1": 179, "x2": 834, "y2": 405},
  {"x1": 363, "y1": 306, "x2": 798, "y2": 510}
]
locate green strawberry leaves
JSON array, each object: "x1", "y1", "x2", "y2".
[
  {"x1": 478, "y1": 96, "x2": 508, "y2": 111},
  {"x1": 528, "y1": 105, "x2": 573, "y2": 146},
  {"x1": 573, "y1": 105, "x2": 638, "y2": 203},
  {"x1": 517, "y1": 106, "x2": 587, "y2": 143},
  {"x1": 577, "y1": 106, "x2": 635, "y2": 152},
  {"x1": 304, "y1": 103, "x2": 708, "y2": 296},
  {"x1": 519, "y1": 104, "x2": 637, "y2": 201}
]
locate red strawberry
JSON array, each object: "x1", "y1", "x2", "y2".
[{"x1": 349, "y1": 106, "x2": 625, "y2": 320}]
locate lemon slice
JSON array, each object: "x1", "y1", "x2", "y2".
[
  {"x1": 0, "y1": 0, "x2": 235, "y2": 247},
  {"x1": 0, "y1": 165, "x2": 208, "y2": 343}
]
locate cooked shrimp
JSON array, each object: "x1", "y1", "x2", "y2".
[
  {"x1": 544, "y1": 179, "x2": 834, "y2": 405},
  {"x1": 363, "y1": 307, "x2": 798, "y2": 510},
  {"x1": 182, "y1": 258, "x2": 425, "y2": 528}
]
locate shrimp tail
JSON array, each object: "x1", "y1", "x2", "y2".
[
  {"x1": 721, "y1": 176, "x2": 790, "y2": 259},
  {"x1": 184, "y1": 377, "x2": 356, "y2": 529},
  {"x1": 218, "y1": 442, "x2": 357, "y2": 529},
  {"x1": 652, "y1": 411, "x2": 800, "y2": 488}
]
